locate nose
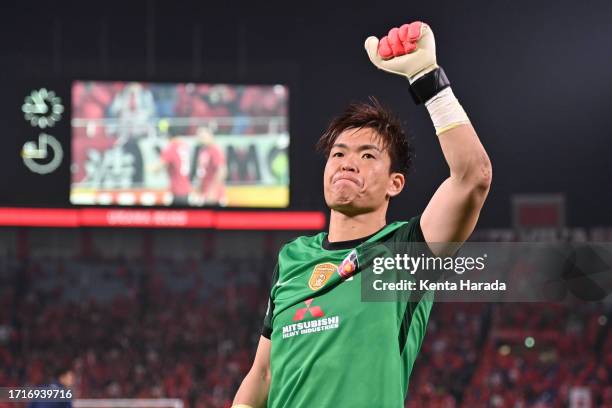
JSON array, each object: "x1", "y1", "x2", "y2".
[{"x1": 340, "y1": 156, "x2": 358, "y2": 172}]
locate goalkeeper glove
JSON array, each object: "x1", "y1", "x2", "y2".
[{"x1": 365, "y1": 21, "x2": 470, "y2": 135}]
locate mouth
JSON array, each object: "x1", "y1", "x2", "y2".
[{"x1": 332, "y1": 173, "x2": 362, "y2": 187}]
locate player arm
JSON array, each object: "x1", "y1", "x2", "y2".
[
  {"x1": 233, "y1": 262, "x2": 278, "y2": 407},
  {"x1": 147, "y1": 160, "x2": 166, "y2": 173},
  {"x1": 232, "y1": 336, "x2": 271, "y2": 408},
  {"x1": 215, "y1": 160, "x2": 227, "y2": 184},
  {"x1": 211, "y1": 148, "x2": 227, "y2": 186},
  {"x1": 211, "y1": 160, "x2": 227, "y2": 196},
  {"x1": 364, "y1": 22, "x2": 492, "y2": 253},
  {"x1": 148, "y1": 146, "x2": 169, "y2": 173},
  {"x1": 420, "y1": 123, "x2": 491, "y2": 250},
  {"x1": 204, "y1": 154, "x2": 227, "y2": 193}
]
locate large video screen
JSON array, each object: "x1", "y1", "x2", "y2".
[{"x1": 70, "y1": 82, "x2": 289, "y2": 207}]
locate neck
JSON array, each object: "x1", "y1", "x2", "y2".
[{"x1": 327, "y1": 206, "x2": 387, "y2": 242}]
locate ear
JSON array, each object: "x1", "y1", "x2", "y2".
[{"x1": 387, "y1": 172, "x2": 405, "y2": 198}]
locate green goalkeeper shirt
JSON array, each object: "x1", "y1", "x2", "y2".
[{"x1": 261, "y1": 216, "x2": 434, "y2": 408}]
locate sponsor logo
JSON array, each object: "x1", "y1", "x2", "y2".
[
  {"x1": 309, "y1": 263, "x2": 336, "y2": 290},
  {"x1": 293, "y1": 298, "x2": 324, "y2": 321},
  {"x1": 282, "y1": 298, "x2": 340, "y2": 339},
  {"x1": 275, "y1": 275, "x2": 299, "y2": 287}
]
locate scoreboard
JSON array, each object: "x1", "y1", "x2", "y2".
[{"x1": 0, "y1": 78, "x2": 324, "y2": 230}]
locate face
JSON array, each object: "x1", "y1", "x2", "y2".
[
  {"x1": 60, "y1": 371, "x2": 75, "y2": 387},
  {"x1": 323, "y1": 127, "x2": 404, "y2": 215},
  {"x1": 197, "y1": 128, "x2": 214, "y2": 145}
]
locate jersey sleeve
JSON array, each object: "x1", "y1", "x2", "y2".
[
  {"x1": 261, "y1": 262, "x2": 280, "y2": 339},
  {"x1": 394, "y1": 215, "x2": 427, "y2": 243},
  {"x1": 395, "y1": 214, "x2": 450, "y2": 285}
]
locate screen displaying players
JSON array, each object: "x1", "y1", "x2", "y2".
[{"x1": 71, "y1": 81, "x2": 289, "y2": 207}]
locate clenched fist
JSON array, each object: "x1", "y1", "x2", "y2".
[{"x1": 365, "y1": 21, "x2": 437, "y2": 83}]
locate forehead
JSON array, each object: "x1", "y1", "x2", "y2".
[{"x1": 334, "y1": 127, "x2": 385, "y2": 149}]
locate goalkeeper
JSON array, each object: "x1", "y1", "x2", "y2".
[{"x1": 232, "y1": 21, "x2": 492, "y2": 408}]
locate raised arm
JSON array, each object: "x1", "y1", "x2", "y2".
[
  {"x1": 420, "y1": 122, "x2": 491, "y2": 246},
  {"x1": 365, "y1": 21, "x2": 491, "y2": 253}
]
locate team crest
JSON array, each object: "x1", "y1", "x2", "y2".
[{"x1": 309, "y1": 263, "x2": 336, "y2": 290}]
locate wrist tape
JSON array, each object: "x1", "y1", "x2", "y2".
[
  {"x1": 409, "y1": 66, "x2": 470, "y2": 135},
  {"x1": 425, "y1": 87, "x2": 470, "y2": 135}
]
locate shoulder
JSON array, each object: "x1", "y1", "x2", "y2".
[
  {"x1": 278, "y1": 232, "x2": 325, "y2": 258},
  {"x1": 272, "y1": 233, "x2": 324, "y2": 280},
  {"x1": 377, "y1": 215, "x2": 425, "y2": 243}
]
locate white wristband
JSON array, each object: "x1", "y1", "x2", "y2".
[{"x1": 424, "y1": 87, "x2": 470, "y2": 135}]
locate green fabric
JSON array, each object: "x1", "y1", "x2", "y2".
[{"x1": 264, "y1": 216, "x2": 433, "y2": 408}]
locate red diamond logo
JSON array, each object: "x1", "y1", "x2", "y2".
[{"x1": 293, "y1": 298, "x2": 325, "y2": 321}]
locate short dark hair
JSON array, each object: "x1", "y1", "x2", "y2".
[
  {"x1": 50, "y1": 363, "x2": 72, "y2": 380},
  {"x1": 316, "y1": 97, "x2": 413, "y2": 177}
]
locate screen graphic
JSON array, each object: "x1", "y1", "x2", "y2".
[{"x1": 71, "y1": 82, "x2": 289, "y2": 208}]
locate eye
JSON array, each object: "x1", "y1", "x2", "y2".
[
  {"x1": 332, "y1": 151, "x2": 344, "y2": 158},
  {"x1": 362, "y1": 153, "x2": 375, "y2": 159}
]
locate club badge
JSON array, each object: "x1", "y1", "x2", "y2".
[{"x1": 309, "y1": 263, "x2": 336, "y2": 291}]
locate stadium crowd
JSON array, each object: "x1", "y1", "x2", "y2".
[{"x1": 0, "y1": 229, "x2": 611, "y2": 408}]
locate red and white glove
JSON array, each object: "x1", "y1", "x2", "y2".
[
  {"x1": 364, "y1": 21, "x2": 437, "y2": 83},
  {"x1": 364, "y1": 21, "x2": 471, "y2": 135}
]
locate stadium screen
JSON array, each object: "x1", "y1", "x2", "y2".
[{"x1": 70, "y1": 82, "x2": 289, "y2": 208}]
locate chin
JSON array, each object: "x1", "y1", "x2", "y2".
[{"x1": 327, "y1": 200, "x2": 371, "y2": 216}]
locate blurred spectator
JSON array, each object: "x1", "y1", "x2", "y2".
[
  {"x1": 1, "y1": 229, "x2": 610, "y2": 408},
  {"x1": 27, "y1": 365, "x2": 74, "y2": 408}
]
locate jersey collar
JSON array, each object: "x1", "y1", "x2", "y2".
[{"x1": 321, "y1": 225, "x2": 387, "y2": 251}]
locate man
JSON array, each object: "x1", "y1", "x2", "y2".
[
  {"x1": 109, "y1": 83, "x2": 157, "y2": 142},
  {"x1": 155, "y1": 134, "x2": 192, "y2": 206},
  {"x1": 193, "y1": 127, "x2": 227, "y2": 206},
  {"x1": 232, "y1": 21, "x2": 492, "y2": 407},
  {"x1": 27, "y1": 365, "x2": 74, "y2": 408}
]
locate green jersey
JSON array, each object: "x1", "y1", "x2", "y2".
[{"x1": 262, "y1": 216, "x2": 433, "y2": 408}]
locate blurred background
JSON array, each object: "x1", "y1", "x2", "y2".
[{"x1": 1, "y1": 0, "x2": 611, "y2": 407}]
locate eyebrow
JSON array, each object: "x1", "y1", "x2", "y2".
[{"x1": 331, "y1": 143, "x2": 382, "y2": 152}]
